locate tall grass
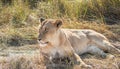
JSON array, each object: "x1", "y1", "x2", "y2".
[
  {"x1": 0, "y1": 0, "x2": 120, "y2": 26},
  {"x1": 37, "y1": 0, "x2": 120, "y2": 22}
]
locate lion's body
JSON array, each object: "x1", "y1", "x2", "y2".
[
  {"x1": 38, "y1": 19, "x2": 120, "y2": 68},
  {"x1": 64, "y1": 29, "x2": 109, "y2": 54},
  {"x1": 63, "y1": 29, "x2": 103, "y2": 55}
]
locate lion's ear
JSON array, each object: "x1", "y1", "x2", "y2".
[
  {"x1": 39, "y1": 17, "x2": 45, "y2": 23},
  {"x1": 54, "y1": 19, "x2": 63, "y2": 28}
]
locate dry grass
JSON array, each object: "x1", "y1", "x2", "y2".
[
  {"x1": 0, "y1": 26, "x2": 38, "y2": 47},
  {"x1": 0, "y1": 54, "x2": 45, "y2": 69}
]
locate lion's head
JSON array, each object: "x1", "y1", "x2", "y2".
[{"x1": 38, "y1": 18, "x2": 63, "y2": 47}]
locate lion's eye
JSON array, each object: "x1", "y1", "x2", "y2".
[{"x1": 45, "y1": 28, "x2": 48, "y2": 33}]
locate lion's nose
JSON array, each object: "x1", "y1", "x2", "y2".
[{"x1": 38, "y1": 38, "x2": 41, "y2": 41}]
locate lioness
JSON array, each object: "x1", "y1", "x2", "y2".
[{"x1": 38, "y1": 18, "x2": 120, "y2": 68}]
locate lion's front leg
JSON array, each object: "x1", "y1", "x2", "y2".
[{"x1": 70, "y1": 53, "x2": 93, "y2": 69}]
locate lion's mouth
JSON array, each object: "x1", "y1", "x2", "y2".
[{"x1": 39, "y1": 41, "x2": 49, "y2": 47}]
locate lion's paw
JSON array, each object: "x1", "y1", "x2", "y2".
[
  {"x1": 107, "y1": 54, "x2": 115, "y2": 60},
  {"x1": 81, "y1": 64, "x2": 93, "y2": 69}
]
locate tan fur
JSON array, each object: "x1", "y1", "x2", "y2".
[{"x1": 38, "y1": 19, "x2": 120, "y2": 68}]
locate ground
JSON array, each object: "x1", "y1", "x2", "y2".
[{"x1": 0, "y1": 44, "x2": 120, "y2": 69}]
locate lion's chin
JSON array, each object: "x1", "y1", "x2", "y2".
[
  {"x1": 39, "y1": 43, "x2": 47, "y2": 47},
  {"x1": 39, "y1": 41, "x2": 48, "y2": 47}
]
